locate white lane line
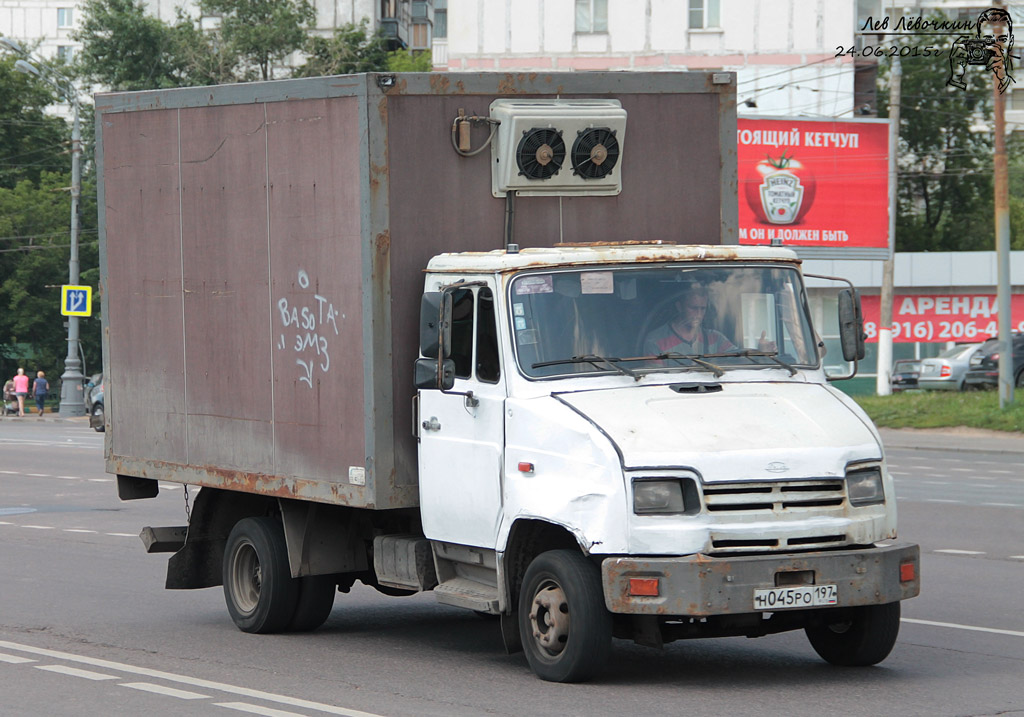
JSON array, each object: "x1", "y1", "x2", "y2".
[
  {"x1": 88, "y1": 478, "x2": 112, "y2": 483},
  {"x1": 217, "y1": 703, "x2": 310, "y2": 716},
  {"x1": 948, "y1": 468, "x2": 973, "y2": 472},
  {"x1": 0, "y1": 470, "x2": 20, "y2": 474},
  {"x1": 990, "y1": 469, "x2": 1016, "y2": 474},
  {"x1": 0, "y1": 521, "x2": 12, "y2": 525},
  {"x1": 935, "y1": 549, "x2": 985, "y2": 555},
  {"x1": 902, "y1": 618, "x2": 1024, "y2": 639},
  {"x1": 25, "y1": 474, "x2": 50, "y2": 478},
  {"x1": 1010, "y1": 555, "x2": 1024, "y2": 560},
  {"x1": 0, "y1": 653, "x2": 35, "y2": 664},
  {"x1": 122, "y1": 682, "x2": 208, "y2": 700},
  {"x1": 0, "y1": 641, "x2": 385, "y2": 717},
  {"x1": 926, "y1": 499, "x2": 959, "y2": 504},
  {"x1": 58, "y1": 476, "x2": 79, "y2": 480},
  {"x1": 36, "y1": 665, "x2": 117, "y2": 680},
  {"x1": 920, "y1": 481, "x2": 950, "y2": 486},
  {"x1": 64, "y1": 529, "x2": 98, "y2": 534},
  {"x1": 22, "y1": 525, "x2": 54, "y2": 530},
  {"x1": 106, "y1": 533, "x2": 138, "y2": 538},
  {"x1": 982, "y1": 502, "x2": 1019, "y2": 508}
]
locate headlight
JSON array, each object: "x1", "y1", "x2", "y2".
[
  {"x1": 633, "y1": 479, "x2": 686, "y2": 514},
  {"x1": 846, "y1": 467, "x2": 884, "y2": 506}
]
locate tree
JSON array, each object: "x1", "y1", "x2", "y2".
[
  {"x1": 73, "y1": 0, "x2": 186, "y2": 90},
  {"x1": 877, "y1": 18, "x2": 994, "y2": 252},
  {"x1": 295, "y1": 20, "x2": 389, "y2": 77},
  {"x1": 200, "y1": 0, "x2": 316, "y2": 81},
  {"x1": 0, "y1": 57, "x2": 68, "y2": 189},
  {"x1": 387, "y1": 49, "x2": 433, "y2": 72}
]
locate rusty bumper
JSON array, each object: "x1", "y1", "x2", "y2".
[{"x1": 602, "y1": 542, "x2": 920, "y2": 616}]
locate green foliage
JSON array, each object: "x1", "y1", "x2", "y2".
[
  {"x1": 877, "y1": 14, "x2": 995, "y2": 252},
  {"x1": 0, "y1": 173, "x2": 101, "y2": 383},
  {"x1": 72, "y1": 0, "x2": 186, "y2": 90},
  {"x1": 200, "y1": 0, "x2": 316, "y2": 81},
  {"x1": 856, "y1": 389, "x2": 1024, "y2": 433},
  {"x1": 0, "y1": 57, "x2": 68, "y2": 189},
  {"x1": 387, "y1": 50, "x2": 433, "y2": 72},
  {"x1": 295, "y1": 20, "x2": 389, "y2": 77}
]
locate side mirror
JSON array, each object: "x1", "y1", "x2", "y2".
[
  {"x1": 838, "y1": 288, "x2": 866, "y2": 362},
  {"x1": 414, "y1": 357, "x2": 455, "y2": 391},
  {"x1": 420, "y1": 292, "x2": 452, "y2": 359}
]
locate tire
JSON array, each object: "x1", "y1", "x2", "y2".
[
  {"x1": 805, "y1": 601, "x2": 901, "y2": 666},
  {"x1": 223, "y1": 517, "x2": 299, "y2": 634},
  {"x1": 91, "y1": 404, "x2": 105, "y2": 432},
  {"x1": 287, "y1": 575, "x2": 336, "y2": 632},
  {"x1": 1015, "y1": 369, "x2": 1024, "y2": 388},
  {"x1": 518, "y1": 550, "x2": 612, "y2": 683}
]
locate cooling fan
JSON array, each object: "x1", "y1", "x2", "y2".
[
  {"x1": 516, "y1": 128, "x2": 566, "y2": 180},
  {"x1": 571, "y1": 127, "x2": 620, "y2": 179}
]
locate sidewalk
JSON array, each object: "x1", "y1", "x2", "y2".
[{"x1": 878, "y1": 426, "x2": 1024, "y2": 455}]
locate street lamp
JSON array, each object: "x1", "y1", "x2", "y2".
[{"x1": 2, "y1": 36, "x2": 86, "y2": 416}]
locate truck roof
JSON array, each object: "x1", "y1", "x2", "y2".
[{"x1": 425, "y1": 243, "x2": 801, "y2": 273}]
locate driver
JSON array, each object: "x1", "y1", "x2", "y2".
[{"x1": 642, "y1": 285, "x2": 737, "y2": 356}]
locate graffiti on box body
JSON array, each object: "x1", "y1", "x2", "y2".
[{"x1": 276, "y1": 270, "x2": 341, "y2": 387}]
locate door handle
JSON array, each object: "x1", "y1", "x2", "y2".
[{"x1": 422, "y1": 416, "x2": 441, "y2": 432}]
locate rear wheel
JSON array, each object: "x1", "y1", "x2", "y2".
[
  {"x1": 518, "y1": 550, "x2": 612, "y2": 683},
  {"x1": 1015, "y1": 368, "x2": 1024, "y2": 388},
  {"x1": 223, "y1": 517, "x2": 298, "y2": 633},
  {"x1": 805, "y1": 602, "x2": 901, "y2": 666}
]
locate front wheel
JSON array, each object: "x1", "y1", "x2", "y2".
[
  {"x1": 223, "y1": 517, "x2": 298, "y2": 634},
  {"x1": 518, "y1": 550, "x2": 612, "y2": 683},
  {"x1": 805, "y1": 601, "x2": 901, "y2": 666}
]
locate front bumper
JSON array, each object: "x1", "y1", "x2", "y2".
[{"x1": 602, "y1": 542, "x2": 920, "y2": 616}]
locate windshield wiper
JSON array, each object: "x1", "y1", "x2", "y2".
[
  {"x1": 713, "y1": 349, "x2": 798, "y2": 376},
  {"x1": 532, "y1": 354, "x2": 640, "y2": 380},
  {"x1": 614, "y1": 352, "x2": 725, "y2": 378}
]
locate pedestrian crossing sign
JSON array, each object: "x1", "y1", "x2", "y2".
[{"x1": 61, "y1": 285, "x2": 92, "y2": 317}]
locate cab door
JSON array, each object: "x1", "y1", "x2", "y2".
[{"x1": 417, "y1": 285, "x2": 505, "y2": 549}]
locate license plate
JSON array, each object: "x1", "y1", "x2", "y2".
[{"x1": 753, "y1": 584, "x2": 838, "y2": 610}]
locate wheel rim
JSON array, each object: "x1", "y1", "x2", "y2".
[
  {"x1": 229, "y1": 541, "x2": 262, "y2": 616},
  {"x1": 529, "y1": 580, "x2": 570, "y2": 656}
]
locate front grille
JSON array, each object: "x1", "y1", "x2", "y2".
[{"x1": 703, "y1": 479, "x2": 845, "y2": 513}]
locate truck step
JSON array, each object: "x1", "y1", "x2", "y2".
[
  {"x1": 433, "y1": 577, "x2": 500, "y2": 613},
  {"x1": 141, "y1": 526, "x2": 187, "y2": 553}
]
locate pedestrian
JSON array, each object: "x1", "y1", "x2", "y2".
[
  {"x1": 32, "y1": 371, "x2": 49, "y2": 417},
  {"x1": 12, "y1": 368, "x2": 29, "y2": 417}
]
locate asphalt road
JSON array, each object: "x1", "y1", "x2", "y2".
[{"x1": 0, "y1": 419, "x2": 1021, "y2": 716}]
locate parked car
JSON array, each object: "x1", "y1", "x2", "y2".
[
  {"x1": 917, "y1": 343, "x2": 983, "y2": 391},
  {"x1": 964, "y1": 334, "x2": 1024, "y2": 389},
  {"x1": 890, "y1": 359, "x2": 921, "y2": 392},
  {"x1": 85, "y1": 373, "x2": 104, "y2": 432}
]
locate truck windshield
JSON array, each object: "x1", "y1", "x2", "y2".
[{"x1": 509, "y1": 264, "x2": 818, "y2": 378}]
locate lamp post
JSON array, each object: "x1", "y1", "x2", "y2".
[{"x1": 2, "y1": 37, "x2": 86, "y2": 416}]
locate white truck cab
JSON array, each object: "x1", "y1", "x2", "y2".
[{"x1": 414, "y1": 243, "x2": 919, "y2": 681}]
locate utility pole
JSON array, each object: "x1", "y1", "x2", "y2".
[
  {"x1": 877, "y1": 55, "x2": 900, "y2": 396},
  {"x1": 993, "y1": 5, "x2": 1013, "y2": 407}
]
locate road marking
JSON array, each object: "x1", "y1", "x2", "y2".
[
  {"x1": 106, "y1": 533, "x2": 137, "y2": 538},
  {"x1": 1010, "y1": 555, "x2": 1024, "y2": 560},
  {"x1": 217, "y1": 703, "x2": 311, "y2": 716},
  {"x1": 58, "y1": 476, "x2": 79, "y2": 480},
  {"x1": 22, "y1": 525, "x2": 55, "y2": 530},
  {"x1": 0, "y1": 653, "x2": 35, "y2": 664},
  {"x1": 63, "y1": 529, "x2": 97, "y2": 533},
  {"x1": 990, "y1": 469, "x2": 1015, "y2": 474},
  {"x1": 0, "y1": 641, "x2": 385, "y2": 717},
  {"x1": 948, "y1": 468, "x2": 973, "y2": 472},
  {"x1": 925, "y1": 499, "x2": 959, "y2": 503},
  {"x1": 920, "y1": 481, "x2": 950, "y2": 485},
  {"x1": 935, "y1": 549, "x2": 985, "y2": 555},
  {"x1": 122, "y1": 682, "x2": 208, "y2": 700},
  {"x1": 88, "y1": 478, "x2": 112, "y2": 483},
  {"x1": 982, "y1": 502, "x2": 1018, "y2": 508},
  {"x1": 902, "y1": 618, "x2": 1024, "y2": 639},
  {"x1": 0, "y1": 470, "x2": 20, "y2": 474},
  {"x1": 36, "y1": 665, "x2": 117, "y2": 680},
  {"x1": 25, "y1": 473, "x2": 50, "y2": 477}
]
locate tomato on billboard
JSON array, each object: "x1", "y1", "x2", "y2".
[{"x1": 737, "y1": 118, "x2": 889, "y2": 249}]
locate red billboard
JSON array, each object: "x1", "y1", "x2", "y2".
[
  {"x1": 737, "y1": 118, "x2": 889, "y2": 250},
  {"x1": 861, "y1": 294, "x2": 1024, "y2": 343}
]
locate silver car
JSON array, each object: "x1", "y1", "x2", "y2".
[{"x1": 917, "y1": 343, "x2": 983, "y2": 391}]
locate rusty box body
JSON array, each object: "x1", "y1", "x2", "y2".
[{"x1": 96, "y1": 72, "x2": 737, "y2": 510}]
